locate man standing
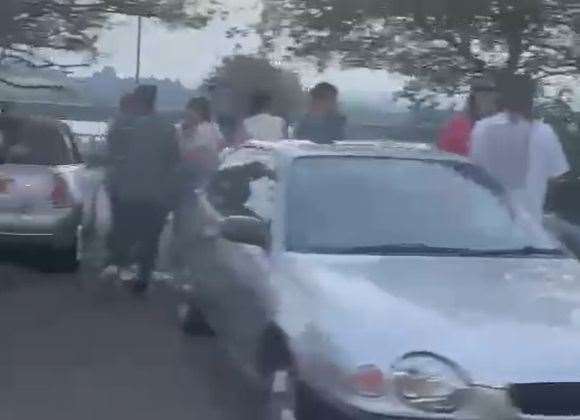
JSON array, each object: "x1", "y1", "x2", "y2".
[
  {"x1": 102, "y1": 93, "x2": 138, "y2": 281},
  {"x1": 470, "y1": 75, "x2": 569, "y2": 222},
  {"x1": 108, "y1": 85, "x2": 180, "y2": 293},
  {"x1": 295, "y1": 82, "x2": 346, "y2": 144},
  {"x1": 243, "y1": 92, "x2": 287, "y2": 141}
]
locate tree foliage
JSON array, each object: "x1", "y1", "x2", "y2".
[
  {"x1": 259, "y1": 0, "x2": 580, "y2": 97},
  {"x1": 205, "y1": 55, "x2": 306, "y2": 118},
  {"x1": 0, "y1": 0, "x2": 223, "y2": 88}
]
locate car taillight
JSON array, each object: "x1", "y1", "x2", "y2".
[
  {"x1": 348, "y1": 365, "x2": 386, "y2": 398},
  {"x1": 0, "y1": 176, "x2": 12, "y2": 194},
  {"x1": 51, "y1": 175, "x2": 73, "y2": 208}
]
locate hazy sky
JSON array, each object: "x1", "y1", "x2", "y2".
[{"x1": 76, "y1": 8, "x2": 404, "y2": 97}]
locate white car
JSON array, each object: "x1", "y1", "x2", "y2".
[
  {"x1": 0, "y1": 116, "x2": 100, "y2": 271},
  {"x1": 179, "y1": 140, "x2": 580, "y2": 420}
]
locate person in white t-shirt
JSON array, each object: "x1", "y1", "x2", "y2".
[
  {"x1": 243, "y1": 92, "x2": 287, "y2": 141},
  {"x1": 470, "y1": 75, "x2": 569, "y2": 221}
]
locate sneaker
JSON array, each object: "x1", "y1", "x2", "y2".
[
  {"x1": 100, "y1": 265, "x2": 119, "y2": 280},
  {"x1": 119, "y1": 265, "x2": 137, "y2": 283}
]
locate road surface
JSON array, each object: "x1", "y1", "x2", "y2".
[{"x1": 0, "y1": 186, "x2": 264, "y2": 420}]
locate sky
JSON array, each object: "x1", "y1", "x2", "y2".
[{"x1": 72, "y1": 6, "x2": 405, "y2": 99}]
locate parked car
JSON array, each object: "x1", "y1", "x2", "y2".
[
  {"x1": 0, "y1": 115, "x2": 100, "y2": 271},
  {"x1": 179, "y1": 140, "x2": 580, "y2": 420}
]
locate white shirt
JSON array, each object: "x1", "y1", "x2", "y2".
[
  {"x1": 243, "y1": 113, "x2": 286, "y2": 141},
  {"x1": 470, "y1": 112, "x2": 569, "y2": 221},
  {"x1": 178, "y1": 121, "x2": 223, "y2": 156}
]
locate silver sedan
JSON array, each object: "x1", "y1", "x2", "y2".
[
  {"x1": 0, "y1": 116, "x2": 100, "y2": 271},
  {"x1": 179, "y1": 140, "x2": 580, "y2": 420}
]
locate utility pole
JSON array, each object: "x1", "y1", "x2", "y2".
[{"x1": 135, "y1": 16, "x2": 143, "y2": 84}]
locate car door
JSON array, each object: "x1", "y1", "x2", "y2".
[
  {"x1": 58, "y1": 125, "x2": 99, "y2": 233},
  {"x1": 200, "y1": 148, "x2": 276, "y2": 367}
]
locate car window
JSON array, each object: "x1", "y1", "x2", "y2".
[
  {"x1": 287, "y1": 157, "x2": 557, "y2": 254},
  {"x1": 59, "y1": 125, "x2": 83, "y2": 164},
  {"x1": 207, "y1": 148, "x2": 276, "y2": 221},
  {"x1": 5, "y1": 120, "x2": 75, "y2": 166}
]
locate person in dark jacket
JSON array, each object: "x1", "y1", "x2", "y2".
[
  {"x1": 295, "y1": 82, "x2": 346, "y2": 144},
  {"x1": 102, "y1": 93, "x2": 138, "y2": 280},
  {"x1": 106, "y1": 85, "x2": 180, "y2": 293}
]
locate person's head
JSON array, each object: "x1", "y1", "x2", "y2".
[
  {"x1": 133, "y1": 85, "x2": 158, "y2": 115},
  {"x1": 250, "y1": 92, "x2": 273, "y2": 116},
  {"x1": 309, "y1": 82, "x2": 339, "y2": 114},
  {"x1": 467, "y1": 78, "x2": 498, "y2": 121},
  {"x1": 497, "y1": 74, "x2": 536, "y2": 120},
  {"x1": 185, "y1": 97, "x2": 212, "y2": 126}
]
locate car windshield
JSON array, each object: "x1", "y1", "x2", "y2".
[{"x1": 287, "y1": 156, "x2": 559, "y2": 255}]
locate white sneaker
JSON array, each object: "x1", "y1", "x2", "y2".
[
  {"x1": 119, "y1": 266, "x2": 137, "y2": 283},
  {"x1": 100, "y1": 265, "x2": 119, "y2": 280}
]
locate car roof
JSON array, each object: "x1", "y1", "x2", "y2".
[{"x1": 237, "y1": 139, "x2": 470, "y2": 163}]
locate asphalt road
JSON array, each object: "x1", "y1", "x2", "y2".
[{"x1": 0, "y1": 188, "x2": 265, "y2": 420}]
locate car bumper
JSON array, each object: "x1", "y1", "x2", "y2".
[{"x1": 0, "y1": 207, "x2": 81, "y2": 249}]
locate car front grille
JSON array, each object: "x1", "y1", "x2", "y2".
[{"x1": 509, "y1": 383, "x2": 580, "y2": 416}]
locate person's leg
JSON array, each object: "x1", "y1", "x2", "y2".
[
  {"x1": 134, "y1": 203, "x2": 169, "y2": 292},
  {"x1": 107, "y1": 198, "x2": 134, "y2": 268},
  {"x1": 105, "y1": 192, "x2": 120, "y2": 265}
]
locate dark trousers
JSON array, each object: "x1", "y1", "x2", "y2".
[{"x1": 108, "y1": 197, "x2": 168, "y2": 282}]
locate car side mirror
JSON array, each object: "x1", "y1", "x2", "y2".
[{"x1": 220, "y1": 216, "x2": 268, "y2": 248}]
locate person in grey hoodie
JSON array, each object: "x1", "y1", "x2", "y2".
[
  {"x1": 295, "y1": 82, "x2": 346, "y2": 144},
  {"x1": 107, "y1": 85, "x2": 180, "y2": 293}
]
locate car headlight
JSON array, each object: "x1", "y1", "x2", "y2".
[{"x1": 392, "y1": 352, "x2": 469, "y2": 413}]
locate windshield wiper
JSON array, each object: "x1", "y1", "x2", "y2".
[
  {"x1": 306, "y1": 244, "x2": 565, "y2": 257},
  {"x1": 458, "y1": 246, "x2": 565, "y2": 257},
  {"x1": 312, "y1": 244, "x2": 471, "y2": 256}
]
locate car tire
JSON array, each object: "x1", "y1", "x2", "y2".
[{"x1": 177, "y1": 299, "x2": 214, "y2": 336}]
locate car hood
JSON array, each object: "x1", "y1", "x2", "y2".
[{"x1": 276, "y1": 253, "x2": 580, "y2": 386}]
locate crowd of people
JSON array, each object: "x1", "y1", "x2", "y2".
[
  {"x1": 101, "y1": 81, "x2": 347, "y2": 291},
  {"x1": 101, "y1": 74, "x2": 570, "y2": 291},
  {"x1": 438, "y1": 74, "x2": 569, "y2": 223}
]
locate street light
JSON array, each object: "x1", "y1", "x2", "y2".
[{"x1": 135, "y1": 16, "x2": 143, "y2": 84}]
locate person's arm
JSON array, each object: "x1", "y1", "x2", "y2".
[
  {"x1": 335, "y1": 115, "x2": 347, "y2": 141},
  {"x1": 468, "y1": 120, "x2": 486, "y2": 164},
  {"x1": 544, "y1": 124, "x2": 570, "y2": 179},
  {"x1": 104, "y1": 121, "x2": 120, "y2": 167},
  {"x1": 294, "y1": 119, "x2": 306, "y2": 140},
  {"x1": 166, "y1": 125, "x2": 181, "y2": 169}
]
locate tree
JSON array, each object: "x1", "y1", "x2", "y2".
[
  {"x1": 259, "y1": 0, "x2": 580, "y2": 97},
  {"x1": 205, "y1": 55, "x2": 306, "y2": 119},
  {"x1": 0, "y1": 0, "x2": 223, "y2": 89}
]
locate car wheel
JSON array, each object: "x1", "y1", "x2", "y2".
[{"x1": 177, "y1": 299, "x2": 214, "y2": 336}]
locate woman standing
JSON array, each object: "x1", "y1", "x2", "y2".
[
  {"x1": 438, "y1": 79, "x2": 498, "y2": 156},
  {"x1": 178, "y1": 97, "x2": 224, "y2": 176},
  {"x1": 173, "y1": 97, "x2": 224, "y2": 271}
]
